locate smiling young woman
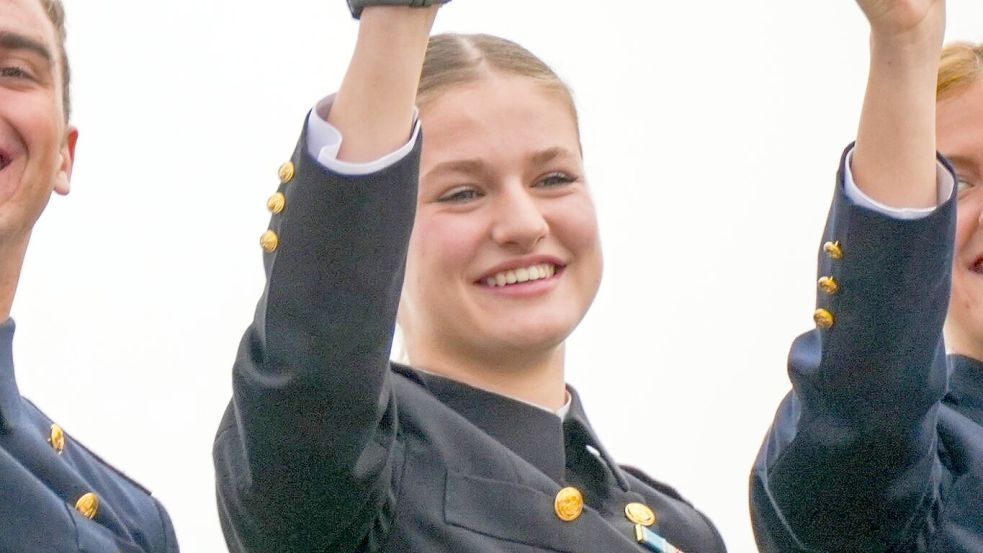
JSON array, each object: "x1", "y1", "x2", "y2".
[
  {"x1": 402, "y1": 66, "x2": 602, "y2": 409},
  {"x1": 212, "y1": 3, "x2": 725, "y2": 553}
]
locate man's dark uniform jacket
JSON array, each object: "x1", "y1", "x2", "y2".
[
  {"x1": 751, "y1": 151, "x2": 983, "y2": 552},
  {"x1": 0, "y1": 320, "x2": 178, "y2": 553},
  {"x1": 213, "y1": 126, "x2": 728, "y2": 553}
]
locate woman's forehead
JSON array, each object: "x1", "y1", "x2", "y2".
[
  {"x1": 938, "y1": 79, "x2": 983, "y2": 159},
  {"x1": 420, "y1": 77, "x2": 579, "y2": 156}
]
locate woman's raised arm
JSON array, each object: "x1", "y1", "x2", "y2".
[
  {"x1": 853, "y1": 0, "x2": 945, "y2": 207},
  {"x1": 214, "y1": 4, "x2": 443, "y2": 553}
]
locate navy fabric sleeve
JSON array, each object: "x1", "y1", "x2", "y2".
[
  {"x1": 153, "y1": 498, "x2": 179, "y2": 553},
  {"x1": 213, "y1": 120, "x2": 421, "y2": 553},
  {"x1": 751, "y1": 146, "x2": 957, "y2": 552}
]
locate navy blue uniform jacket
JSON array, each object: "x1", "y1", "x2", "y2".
[
  {"x1": 0, "y1": 321, "x2": 178, "y2": 553},
  {"x1": 213, "y1": 127, "x2": 727, "y2": 553},
  {"x1": 749, "y1": 150, "x2": 983, "y2": 552}
]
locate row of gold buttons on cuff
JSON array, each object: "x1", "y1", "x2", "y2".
[
  {"x1": 48, "y1": 424, "x2": 102, "y2": 519},
  {"x1": 554, "y1": 487, "x2": 657, "y2": 527},
  {"x1": 814, "y1": 241, "x2": 843, "y2": 329},
  {"x1": 260, "y1": 162, "x2": 296, "y2": 253}
]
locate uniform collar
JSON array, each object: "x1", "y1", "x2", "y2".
[
  {"x1": 404, "y1": 366, "x2": 629, "y2": 490},
  {"x1": 947, "y1": 354, "x2": 983, "y2": 425},
  {"x1": 0, "y1": 319, "x2": 23, "y2": 432}
]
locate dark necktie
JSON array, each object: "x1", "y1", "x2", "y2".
[{"x1": 563, "y1": 418, "x2": 612, "y2": 507}]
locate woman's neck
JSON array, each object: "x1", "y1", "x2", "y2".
[
  {"x1": 406, "y1": 341, "x2": 568, "y2": 411},
  {"x1": 945, "y1": 323, "x2": 983, "y2": 363}
]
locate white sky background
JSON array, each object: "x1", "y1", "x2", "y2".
[{"x1": 11, "y1": 1, "x2": 983, "y2": 551}]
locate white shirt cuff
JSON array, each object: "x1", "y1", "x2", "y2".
[
  {"x1": 843, "y1": 147, "x2": 954, "y2": 219},
  {"x1": 305, "y1": 94, "x2": 422, "y2": 175}
]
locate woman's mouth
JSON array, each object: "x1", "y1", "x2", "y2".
[
  {"x1": 972, "y1": 257, "x2": 983, "y2": 275},
  {"x1": 481, "y1": 263, "x2": 561, "y2": 288}
]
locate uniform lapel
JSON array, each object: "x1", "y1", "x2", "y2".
[
  {"x1": 0, "y1": 320, "x2": 23, "y2": 432},
  {"x1": 413, "y1": 369, "x2": 568, "y2": 483}
]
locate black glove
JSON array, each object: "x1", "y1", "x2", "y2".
[{"x1": 347, "y1": 0, "x2": 451, "y2": 19}]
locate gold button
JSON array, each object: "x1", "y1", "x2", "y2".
[
  {"x1": 554, "y1": 487, "x2": 584, "y2": 522},
  {"x1": 814, "y1": 308, "x2": 835, "y2": 329},
  {"x1": 267, "y1": 192, "x2": 286, "y2": 215},
  {"x1": 75, "y1": 492, "x2": 99, "y2": 519},
  {"x1": 818, "y1": 276, "x2": 840, "y2": 295},
  {"x1": 49, "y1": 424, "x2": 65, "y2": 454},
  {"x1": 278, "y1": 161, "x2": 295, "y2": 184},
  {"x1": 823, "y1": 241, "x2": 844, "y2": 260},
  {"x1": 625, "y1": 502, "x2": 657, "y2": 527},
  {"x1": 260, "y1": 230, "x2": 279, "y2": 253}
]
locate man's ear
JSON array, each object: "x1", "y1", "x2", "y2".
[{"x1": 53, "y1": 126, "x2": 79, "y2": 196}]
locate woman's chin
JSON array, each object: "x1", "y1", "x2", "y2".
[{"x1": 477, "y1": 321, "x2": 574, "y2": 357}]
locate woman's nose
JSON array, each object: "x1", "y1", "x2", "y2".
[
  {"x1": 970, "y1": 185, "x2": 983, "y2": 225},
  {"x1": 490, "y1": 185, "x2": 549, "y2": 251}
]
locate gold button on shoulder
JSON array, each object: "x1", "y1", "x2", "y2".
[
  {"x1": 278, "y1": 161, "x2": 295, "y2": 184},
  {"x1": 814, "y1": 308, "x2": 835, "y2": 329},
  {"x1": 49, "y1": 424, "x2": 65, "y2": 454},
  {"x1": 267, "y1": 192, "x2": 286, "y2": 215},
  {"x1": 823, "y1": 241, "x2": 844, "y2": 260},
  {"x1": 818, "y1": 276, "x2": 840, "y2": 295},
  {"x1": 625, "y1": 502, "x2": 657, "y2": 527},
  {"x1": 260, "y1": 230, "x2": 279, "y2": 253},
  {"x1": 554, "y1": 487, "x2": 584, "y2": 522},
  {"x1": 75, "y1": 492, "x2": 99, "y2": 519}
]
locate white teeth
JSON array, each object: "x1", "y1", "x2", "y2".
[{"x1": 484, "y1": 263, "x2": 558, "y2": 287}]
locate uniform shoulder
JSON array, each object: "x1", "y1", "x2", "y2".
[
  {"x1": 620, "y1": 464, "x2": 692, "y2": 507},
  {"x1": 21, "y1": 397, "x2": 154, "y2": 496}
]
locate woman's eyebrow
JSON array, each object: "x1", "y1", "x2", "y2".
[
  {"x1": 530, "y1": 146, "x2": 576, "y2": 165},
  {"x1": 423, "y1": 159, "x2": 486, "y2": 180},
  {"x1": 423, "y1": 147, "x2": 579, "y2": 182},
  {"x1": 0, "y1": 31, "x2": 53, "y2": 66},
  {"x1": 943, "y1": 154, "x2": 981, "y2": 173}
]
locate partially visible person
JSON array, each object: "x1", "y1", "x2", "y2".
[
  {"x1": 0, "y1": 1, "x2": 178, "y2": 551},
  {"x1": 212, "y1": 2, "x2": 729, "y2": 552},
  {"x1": 939, "y1": 42, "x2": 983, "y2": 361},
  {"x1": 750, "y1": 10, "x2": 983, "y2": 553}
]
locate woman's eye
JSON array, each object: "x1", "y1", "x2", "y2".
[
  {"x1": 536, "y1": 173, "x2": 576, "y2": 188},
  {"x1": 957, "y1": 178, "x2": 976, "y2": 196},
  {"x1": 437, "y1": 187, "x2": 482, "y2": 203}
]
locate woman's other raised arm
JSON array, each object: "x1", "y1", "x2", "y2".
[{"x1": 853, "y1": 0, "x2": 945, "y2": 207}]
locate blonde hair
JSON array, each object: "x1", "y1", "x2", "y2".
[
  {"x1": 418, "y1": 34, "x2": 579, "y2": 133},
  {"x1": 938, "y1": 42, "x2": 983, "y2": 100}
]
